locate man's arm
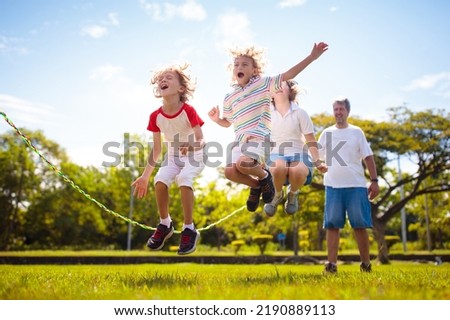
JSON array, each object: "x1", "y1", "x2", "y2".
[{"x1": 364, "y1": 155, "x2": 380, "y2": 200}]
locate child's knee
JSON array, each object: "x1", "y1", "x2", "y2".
[
  {"x1": 176, "y1": 174, "x2": 194, "y2": 189},
  {"x1": 236, "y1": 157, "x2": 257, "y2": 172},
  {"x1": 224, "y1": 166, "x2": 236, "y2": 180}
]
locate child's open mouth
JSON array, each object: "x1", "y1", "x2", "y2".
[{"x1": 237, "y1": 72, "x2": 244, "y2": 78}]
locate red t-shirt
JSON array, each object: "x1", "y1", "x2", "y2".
[{"x1": 147, "y1": 103, "x2": 204, "y2": 154}]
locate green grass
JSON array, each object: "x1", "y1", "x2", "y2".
[
  {"x1": 1, "y1": 248, "x2": 448, "y2": 257},
  {"x1": 1, "y1": 263, "x2": 448, "y2": 300}
]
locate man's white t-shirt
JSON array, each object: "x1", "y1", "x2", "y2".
[{"x1": 318, "y1": 124, "x2": 373, "y2": 188}]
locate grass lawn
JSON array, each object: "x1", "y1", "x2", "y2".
[{"x1": 1, "y1": 262, "x2": 448, "y2": 300}]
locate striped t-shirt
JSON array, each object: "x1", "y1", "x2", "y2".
[{"x1": 223, "y1": 74, "x2": 282, "y2": 142}]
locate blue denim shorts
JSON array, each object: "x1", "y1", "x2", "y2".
[
  {"x1": 324, "y1": 186, "x2": 373, "y2": 229},
  {"x1": 268, "y1": 153, "x2": 313, "y2": 185}
]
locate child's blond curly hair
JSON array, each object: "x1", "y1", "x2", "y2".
[
  {"x1": 227, "y1": 46, "x2": 266, "y2": 82},
  {"x1": 150, "y1": 63, "x2": 195, "y2": 102}
]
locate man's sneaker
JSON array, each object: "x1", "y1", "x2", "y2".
[
  {"x1": 147, "y1": 223, "x2": 174, "y2": 250},
  {"x1": 263, "y1": 190, "x2": 284, "y2": 217},
  {"x1": 177, "y1": 228, "x2": 200, "y2": 255},
  {"x1": 247, "y1": 187, "x2": 262, "y2": 212},
  {"x1": 284, "y1": 186, "x2": 299, "y2": 215},
  {"x1": 259, "y1": 169, "x2": 275, "y2": 203},
  {"x1": 360, "y1": 262, "x2": 372, "y2": 272},
  {"x1": 323, "y1": 262, "x2": 338, "y2": 274}
]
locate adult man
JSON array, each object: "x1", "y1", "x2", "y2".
[{"x1": 318, "y1": 97, "x2": 379, "y2": 273}]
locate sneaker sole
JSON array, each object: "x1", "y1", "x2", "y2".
[
  {"x1": 263, "y1": 204, "x2": 276, "y2": 217},
  {"x1": 147, "y1": 228, "x2": 174, "y2": 251},
  {"x1": 284, "y1": 207, "x2": 297, "y2": 215},
  {"x1": 177, "y1": 232, "x2": 200, "y2": 255}
]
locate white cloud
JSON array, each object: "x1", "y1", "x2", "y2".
[
  {"x1": 140, "y1": 0, "x2": 206, "y2": 22},
  {"x1": 403, "y1": 72, "x2": 450, "y2": 98},
  {"x1": 329, "y1": 6, "x2": 339, "y2": 12},
  {"x1": 278, "y1": 0, "x2": 307, "y2": 8},
  {"x1": 214, "y1": 11, "x2": 254, "y2": 50},
  {"x1": 108, "y1": 13, "x2": 120, "y2": 26},
  {"x1": 89, "y1": 65, "x2": 124, "y2": 81},
  {"x1": 81, "y1": 25, "x2": 108, "y2": 38},
  {"x1": 0, "y1": 94, "x2": 60, "y2": 126},
  {"x1": 80, "y1": 13, "x2": 119, "y2": 39},
  {"x1": 0, "y1": 34, "x2": 28, "y2": 55}
]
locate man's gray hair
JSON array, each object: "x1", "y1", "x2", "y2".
[{"x1": 333, "y1": 96, "x2": 351, "y2": 112}]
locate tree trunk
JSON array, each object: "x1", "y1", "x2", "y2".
[
  {"x1": 216, "y1": 228, "x2": 222, "y2": 251},
  {"x1": 372, "y1": 217, "x2": 390, "y2": 264},
  {"x1": 317, "y1": 223, "x2": 325, "y2": 251}
]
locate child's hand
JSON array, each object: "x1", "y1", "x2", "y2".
[
  {"x1": 310, "y1": 42, "x2": 328, "y2": 60},
  {"x1": 316, "y1": 162, "x2": 328, "y2": 174},
  {"x1": 131, "y1": 176, "x2": 150, "y2": 199},
  {"x1": 208, "y1": 106, "x2": 220, "y2": 122},
  {"x1": 179, "y1": 140, "x2": 205, "y2": 155},
  {"x1": 179, "y1": 142, "x2": 190, "y2": 155}
]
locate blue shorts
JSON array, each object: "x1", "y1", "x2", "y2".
[
  {"x1": 324, "y1": 187, "x2": 373, "y2": 229},
  {"x1": 268, "y1": 153, "x2": 313, "y2": 185}
]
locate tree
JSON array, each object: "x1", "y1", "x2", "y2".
[
  {"x1": 368, "y1": 107, "x2": 450, "y2": 262},
  {"x1": 0, "y1": 129, "x2": 67, "y2": 250}
]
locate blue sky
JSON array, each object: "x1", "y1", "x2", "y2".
[{"x1": 1, "y1": 0, "x2": 449, "y2": 175}]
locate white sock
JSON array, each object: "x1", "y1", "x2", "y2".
[
  {"x1": 160, "y1": 216, "x2": 172, "y2": 227},
  {"x1": 183, "y1": 223, "x2": 195, "y2": 231}
]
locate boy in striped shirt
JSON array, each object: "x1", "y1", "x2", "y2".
[{"x1": 208, "y1": 42, "x2": 328, "y2": 212}]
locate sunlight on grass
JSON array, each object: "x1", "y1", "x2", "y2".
[{"x1": 0, "y1": 263, "x2": 448, "y2": 300}]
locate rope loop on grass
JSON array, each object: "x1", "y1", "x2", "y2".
[{"x1": 0, "y1": 111, "x2": 246, "y2": 234}]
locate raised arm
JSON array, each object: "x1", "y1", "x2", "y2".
[{"x1": 281, "y1": 42, "x2": 328, "y2": 82}]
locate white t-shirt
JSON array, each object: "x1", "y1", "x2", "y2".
[
  {"x1": 318, "y1": 124, "x2": 373, "y2": 188},
  {"x1": 270, "y1": 102, "x2": 314, "y2": 156},
  {"x1": 147, "y1": 103, "x2": 204, "y2": 156}
]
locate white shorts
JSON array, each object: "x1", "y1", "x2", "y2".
[
  {"x1": 154, "y1": 150, "x2": 206, "y2": 189},
  {"x1": 227, "y1": 139, "x2": 270, "y2": 165}
]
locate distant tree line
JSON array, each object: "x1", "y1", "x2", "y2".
[{"x1": 1, "y1": 107, "x2": 449, "y2": 263}]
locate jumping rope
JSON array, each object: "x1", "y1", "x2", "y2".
[{"x1": 0, "y1": 111, "x2": 246, "y2": 234}]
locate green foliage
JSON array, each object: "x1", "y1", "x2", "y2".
[
  {"x1": 252, "y1": 234, "x2": 274, "y2": 255},
  {"x1": 231, "y1": 240, "x2": 245, "y2": 254},
  {"x1": 1, "y1": 106, "x2": 449, "y2": 254}
]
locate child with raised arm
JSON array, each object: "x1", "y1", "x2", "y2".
[
  {"x1": 264, "y1": 80, "x2": 327, "y2": 217},
  {"x1": 208, "y1": 42, "x2": 328, "y2": 212},
  {"x1": 132, "y1": 64, "x2": 205, "y2": 255}
]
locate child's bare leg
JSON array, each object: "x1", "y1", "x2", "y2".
[
  {"x1": 180, "y1": 186, "x2": 194, "y2": 225},
  {"x1": 224, "y1": 164, "x2": 259, "y2": 188},
  {"x1": 288, "y1": 162, "x2": 309, "y2": 192},
  {"x1": 270, "y1": 159, "x2": 288, "y2": 192},
  {"x1": 155, "y1": 181, "x2": 170, "y2": 219},
  {"x1": 236, "y1": 156, "x2": 266, "y2": 179}
]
